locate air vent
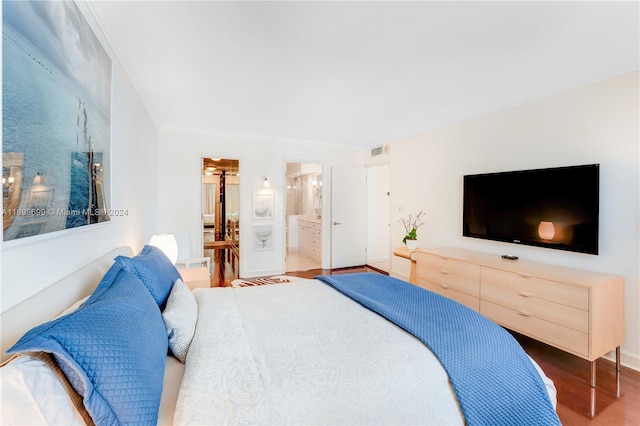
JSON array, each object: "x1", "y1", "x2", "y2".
[{"x1": 370, "y1": 146, "x2": 384, "y2": 156}]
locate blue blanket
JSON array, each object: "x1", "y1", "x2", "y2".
[{"x1": 316, "y1": 273, "x2": 561, "y2": 426}]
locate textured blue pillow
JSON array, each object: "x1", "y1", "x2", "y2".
[
  {"x1": 115, "y1": 244, "x2": 182, "y2": 307},
  {"x1": 7, "y1": 264, "x2": 168, "y2": 425}
]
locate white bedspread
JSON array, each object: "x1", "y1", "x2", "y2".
[{"x1": 175, "y1": 279, "x2": 554, "y2": 425}]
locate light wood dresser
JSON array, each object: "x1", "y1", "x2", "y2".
[{"x1": 416, "y1": 247, "x2": 625, "y2": 388}]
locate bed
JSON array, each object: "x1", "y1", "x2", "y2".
[{"x1": 1, "y1": 246, "x2": 560, "y2": 425}]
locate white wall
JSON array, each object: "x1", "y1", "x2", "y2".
[
  {"x1": 157, "y1": 129, "x2": 364, "y2": 277},
  {"x1": 0, "y1": 8, "x2": 159, "y2": 313},
  {"x1": 388, "y1": 71, "x2": 640, "y2": 369}
]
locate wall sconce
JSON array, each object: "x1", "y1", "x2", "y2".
[
  {"x1": 538, "y1": 221, "x2": 555, "y2": 240},
  {"x1": 32, "y1": 169, "x2": 44, "y2": 185},
  {"x1": 2, "y1": 175, "x2": 15, "y2": 189},
  {"x1": 2, "y1": 174, "x2": 15, "y2": 199},
  {"x1": 261, "y1": 175, "x2": 270, "y2": 188},
  {"x1": 149, "y1": 233, "x2": 178, "y2": 264}
]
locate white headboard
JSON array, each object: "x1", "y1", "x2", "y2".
[{"x1": 1, "y1": 246, "x2": 134, "y2": 362}]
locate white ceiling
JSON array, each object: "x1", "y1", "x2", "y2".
[{"x1": 88, "y1": 1, "x2": 639, "y2": 148}]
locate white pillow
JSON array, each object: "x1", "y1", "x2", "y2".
[
  {"x1": 57, "y1": 296, "x2": 90, "y2": 318},
  {"x1": 0, "y1": 355, "x2": 83, "y2": 425},
  {"x1": 162, "y1": 279, "x2": 198, "y2": 363}
]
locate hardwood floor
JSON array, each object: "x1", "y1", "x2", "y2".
[
  {"x1": 204, "y1": 246, "x2": 239, "y2": 287},
  {"x1": 208, "y1": 262, "x2": 640, "y2": 425},
  {"x1": 514, "y1": 332, "x2": 640, "y2": 425}
]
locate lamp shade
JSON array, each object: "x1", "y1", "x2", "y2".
[
  {"x1": 538, "y1": 221, "x2": 555, "y2": 241},
  {"x1": 149, "y1": 233, "x2": 178, "y2": 264}
]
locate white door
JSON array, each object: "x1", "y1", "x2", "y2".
[
  {"x1": 366, "y1": 165, "x2": 390, "y2": 270},
  {"x1": 331, "y1": 165, "x2": 367, "y2": 268}
]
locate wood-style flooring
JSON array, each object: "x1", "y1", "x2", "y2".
[
  {"x1": 205, "y1": 258, "x2": 640, "y2": 425},
  {"x1": 204, "y1": 245, "x2": 239, "y2": 287}
]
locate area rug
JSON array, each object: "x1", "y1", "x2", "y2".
[{"x1": 231, "y1": 276, "x2": 299, "y2": 287}]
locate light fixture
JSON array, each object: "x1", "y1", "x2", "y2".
[
  {"x1": 538, "y1": 221, "x2": 555, "y2": 241},
  {"x1": 262, "y1": 175, "x2": 270, "y2": 188},
  {"x1": 149, "y1": 233, "x2": 178, "y2": 264},
  {"x1": 2, "y1": 174, "x2": 15, "y2": 199},
  {"x1": 32, "y1": 170, "x2": 44, "y2": 185},
  {"x1": 2, "y1": 176, "x2": 15, "y2": 189}
]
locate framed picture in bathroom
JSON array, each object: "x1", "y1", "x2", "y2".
[{"x1": 253, "y1": 192, "x2": 273, "y2": 219}]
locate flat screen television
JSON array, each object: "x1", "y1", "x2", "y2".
[{"x1": 462, "y1": 164, "x2": 599, "y2": 255}]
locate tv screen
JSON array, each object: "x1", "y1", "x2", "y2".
[{"x1": 463, "y1": 164, "x2": 599, "y2": 255}]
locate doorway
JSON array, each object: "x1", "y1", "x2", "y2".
[
  {"x1": 285, "y1": 162, "x2": 323, "y2": 272},
  {"x1": 202, "y1": 157, "x2": 239, "y2": 286}
]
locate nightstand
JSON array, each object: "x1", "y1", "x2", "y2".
[{"x1": 179, "y1": 267, "x2": 211, "y2": 290}]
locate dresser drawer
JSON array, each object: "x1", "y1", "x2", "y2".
[
  {"x1": 417, "y1": 279, "x2": 480, "y2": 311},
  {"x1": 481, "y1": 267, "x2": 589, "y2": 310},
  {"x1": 418, "y1": 253, "x2": 480, "y2": 281},
  {"x1": 309, "y1": 236, "x2": 321, "y2": 248},
  {"x1": 481, "y1": 300, "x2": 588, "y2": 357},
  {"x1": 418, "y1": 267, "x2": 480, "y2": 297},
  {"x1": 483, "y1": 287, "x2": 588, "y2": 332},
  {"x1": 309, "y1": 245, "x2": 321, "y2": 258}
]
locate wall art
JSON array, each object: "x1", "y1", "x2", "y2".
[
  {"x1": 253, "y1": 192, "x2": 273, "y2": 220},
  {"x1": 253, "y1": 224, "x2": 274, "y2": 251},
  {"x1": 2, "y1": 0, "x2": 112, "y2": 242}
]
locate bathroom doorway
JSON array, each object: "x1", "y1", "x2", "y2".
[
  {"x1": 285, "y1": 162, "x2": 323, "y2": 272},
  {"x1": 202, "y1": 157, "x2": 239, "y2": 286}
]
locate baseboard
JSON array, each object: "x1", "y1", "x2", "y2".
[
  {"x1": 603, "y1": 348, "x2": 640, "y2": 372},
  {"x1": 390, "y1": 271, "x2": 410, "y2": 282},
  {"x1": 366, "y1": 256, "x2": 389, "y2": 264},
  {"x1": 243, "y1": 269, "x2": 283, "y2": 279}
]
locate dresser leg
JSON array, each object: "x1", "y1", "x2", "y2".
[
  {"x1": 616, "y1": 346, "x2": 621, "y2": 397},
  {"x1": 616, "y1": 346, "x2": 621, "y2": 372},
  {"x1": 589, "y1": 360, "x2": 597, "y2": 417}
]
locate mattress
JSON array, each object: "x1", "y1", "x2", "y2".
[{"x1": 175, "y1": 279, "x2": 556, "y2": 424}]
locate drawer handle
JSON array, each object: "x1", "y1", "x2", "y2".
[
  {"x1": 517, "y1": 310, "x2": 531, "y2": 317},
  {"x1": 440, "y1": 284, "x2": 449, "y2": 289},
  {"x1": 518, "y1": 291, "x2": 531, "y2": 298},
  {"x1": 519, "y1": 273, "x2": 532, "y2": 279},
  {"x1": 440, "y1": 269, "x2": 449, "y2": 275}
]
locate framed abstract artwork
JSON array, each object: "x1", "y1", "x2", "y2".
[
  {"x1": 2, "y1": 1, "x2": 112, "y2": 243},
  {"x1": 253, "y1": 192, "x2": 273, "y2": 220},
  {"x1": 253, "y1": 224, "x2": 274, "y2": 251}
]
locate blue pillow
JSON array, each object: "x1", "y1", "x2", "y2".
[
  {"x1": 115, "y1": 244, "x2": 182, "y2": 307},
  {"x1": 7, "y1": 264, "x2": 168, "y2": 425}
]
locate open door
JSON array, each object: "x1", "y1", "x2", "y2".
[
  {"x1": 201, "y1": 157, "x2": 239, "y2": 286},
  {"x1": 331, "y1": 165, "x2": 367, "y2": 268},
  {"x1": 285, "y1": 163, "x2": 323, "y2": 272}
]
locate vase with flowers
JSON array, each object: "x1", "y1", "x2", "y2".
[{"x1": 400, "y1": 210, "x2": 424, "y2": 250}]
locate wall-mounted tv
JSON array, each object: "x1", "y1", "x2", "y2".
[{"x1": 463, "y1": 164, "x2": 599, "y2": 255}]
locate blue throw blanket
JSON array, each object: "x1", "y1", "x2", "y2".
[{"x1": 316, "y1": 273, "x2": 561, "y2": 426}]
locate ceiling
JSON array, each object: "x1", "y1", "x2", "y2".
[
  {"x1": 88, "y1": 1, "x2": 639, "y2": 148},
  {"x1": 202, "y1": 157, "x2": 239, "y2": 175}
]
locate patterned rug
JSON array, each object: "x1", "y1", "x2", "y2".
[{"x1": 231, "y1": 276, "x2": 295, "y2": 287}]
